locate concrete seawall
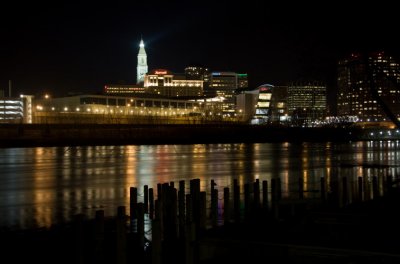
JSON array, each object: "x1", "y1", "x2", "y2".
[{"x1": 0, "y1": 124, "x2": 365, "y2": 147}]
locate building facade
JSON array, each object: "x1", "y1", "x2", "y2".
[
  {"x1": 144, "y1": 69, "x2": 203, "y2": 98},
  {"x1": 287, "y1": 81, "x2": 327, "y2": 126},
  {"x1": 337, "y1": 52, "x2": 400, "y2": 122},
  {"x1": 0, "y1": 95, "x2": 33, "y2": 123},
  {"x1": 104, "y1": 84, "x2": 146, "y2": 96},
  {"x1": 209, "y1": 72, "x2": 248, "y2": 115}
]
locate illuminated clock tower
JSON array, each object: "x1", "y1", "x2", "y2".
[{"x1": 136, "y1": 38, "x2": 148, "y2": 84}]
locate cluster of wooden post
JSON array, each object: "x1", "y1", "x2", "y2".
[{"x1": 70, "y1": 174, "x2": 396, "y2": 263}]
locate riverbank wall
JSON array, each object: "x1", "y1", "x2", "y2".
[{"x1": 0, "y1": 124, "x2": 368, "y2": 147}]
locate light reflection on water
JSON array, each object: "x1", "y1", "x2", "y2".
[{"x1": 0, "y1": 141, "x2": 399, "y2": 230}]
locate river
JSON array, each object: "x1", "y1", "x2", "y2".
[{"x1": 0, "y1": 141, "x2": 399, "y2": 230}]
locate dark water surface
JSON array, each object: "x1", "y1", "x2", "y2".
[{"x1": 1, "y1": 141, "x2": 399, "y2": 230}]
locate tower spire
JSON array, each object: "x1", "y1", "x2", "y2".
[{"x1": 137, "y1": 37, "x2": 148, "y2": 84}]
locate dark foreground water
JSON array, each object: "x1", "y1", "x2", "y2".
[{"x1": 0, "y1": 141, "x2": 399, "y2": 230}]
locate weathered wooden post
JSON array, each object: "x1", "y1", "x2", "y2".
[
  {"x1": 185, "y1": 222, "x2": 195, "y2": 264},
  {"x1": 157, "y1": 183, "x2": 162, "y2": 200},
  {"x1": 253, "y1": 179, "x2": 260, "y2": 211},
  {"x1": 130, "y1": 187, "x2": 138, "y2": 230},
  {"x1": 137, "y1": 203, "x2": 145, "y2": 250},
  {"x1": 200, "y1": 191, "x2": 207, "y2": 231},
  {"x1": 233, "y1": 179, "x2": 240, "y2": 223},
  {"x1": 149, "y1": 188, "x2": 154, "y2": 219},
  {"x1": 211, "y1": 189, "x2": 218, "y2": 227},
  {"x1": 116, "y1": 206, "x2": 127, "y2": 264},
  {"x1": 224, "y1": 187, "x2": 230, "y2": 225},
  {"x1": 262, "y1": 180, "x2": 269, "y2": 212},
  {"x1": 179, "y1": 180, "x2": 185, "y2": 195},
  {"x1": 244, "y1": 183, "x2": 250, "y2": 219},
  {"x1": 151, "y1": 219, "x2": 162, "y2": 264},
  {"x1": 144, "y1": 185, "x2": 149, "y2": 214},
  {"x1": 211, "y1": 179, "x2": 215, "y2": 193},
  {"x1": 186, "y1": 194, "x2": 193, "y2": 224},
  {"x1": 179, "y1": 182, "x2": 186, "y2": 238},
  {"x1": 277, "y1": 178, "x2": 282, "y2": 201},
  {"x1": 170, "y1": 187, "x2": 178, "y2": 240}
]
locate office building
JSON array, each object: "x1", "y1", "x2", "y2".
[
  {"x1": 337, "y1": 52, "x2": 400, "y2": 122},
  {"x1": 143, "y1": 69, "x2": 203, "y2": 98},
  {"x1": 287, "y1": 81, "x2": 327, "y2": 126}
]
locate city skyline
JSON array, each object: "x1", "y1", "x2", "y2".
[{"x1": 1, "y1": 2, "x2": 399, "y2": 101}]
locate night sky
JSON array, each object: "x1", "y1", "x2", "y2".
[{"x1": 1, "y1": 1, "x2": 399, "y2": 106}]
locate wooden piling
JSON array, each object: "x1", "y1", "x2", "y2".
[
  {"x1": 157, "y1": 183, "x2": 162, "y2": 200},
  {"x1": 277, "y1": 178, "x2": 282, "y2": 201},
  {"x1": 262, "y1": 180, "x2": 269, "y2": 212},
  {"x1": 144, "y1": 185, "x2": 149, "y2": 214},
  {"x1": 186, "y1": 194, "x2": 193, "y2": 223},
  {"x1": 211, "y1": 189, "x2": 218, "y2": 227},
  {"x1": 185, "y1": 222, "x2": 195, "y2": 264},
  {"x1": 149, "y1": 188, "x2": 154, "y2": 219},
  {"x1": 253, "y1": 179, "x2": 260, "y2": 210},
  {"x1": 244, "y1": 183, "x2": 250, "y2": 219},
  {"x1": 130, "y1": 187, "x2": 138, "y2": 224},
  {"x1": 179, "y1": 180, "x2": 185, "y2": 195},
  {"x1": 224, "y1": 187, "x2": 230, "y2": 225},
  {"x1": 170, "y1": 187, "x2": 178, "y2": 240},
  {"x1": 233, "y1": 179, "x2": 240, "y2": 223},
  {"x1": 178, "y1": 185, "x2": 186, "y2": 238},
  {"x1": 151, "y1": 219, "x2": 162, "y2": 264},
  {"x1": 200, "y1": 191, "x2": 207, "y2": 231},
  {"x1": 116, "y1": 206, "x2": 127, "y2": 264},
  {"x1": 137, "y1": 203, "x2": 145, "y2": 249}
]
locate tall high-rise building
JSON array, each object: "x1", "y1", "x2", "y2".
[
  {"x1": 136, "y1": 38, "x2": 148, "y2": 84},
  {"x1": 287, "y1": 81, "x2": 326, "y2": 125},
  {"x1": 210, "y1": 72, "x2": 247, "y2": 114},
  {"x1": 337, "y1": 52, "x2": 400, "y2": 122}
]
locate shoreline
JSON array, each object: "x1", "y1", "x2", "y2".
[{"x1": 0, "y1": 124, "x2": 384, "y2": 148}]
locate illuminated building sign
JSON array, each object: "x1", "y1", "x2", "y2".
[
  {"x1": 259, "y1": 87, "x2": 271, "y2": 92},
  {"x1": 155, "y1": 70, "x2": 168, "y2": 75}
]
